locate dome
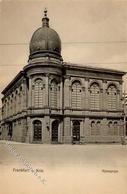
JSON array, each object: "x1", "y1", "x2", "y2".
[{"x1": 29, "y1": 9, "x2": 62, "y2": 60}]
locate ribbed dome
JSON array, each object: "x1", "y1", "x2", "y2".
[{"x1": 29, "y1": 9, "x2": 62, "y2": 60}]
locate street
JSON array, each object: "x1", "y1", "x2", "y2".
[{"x1": 0, "y1": 141, "x2": 127, "y2": 194}]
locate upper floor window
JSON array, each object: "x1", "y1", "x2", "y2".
[
  {"x1": 71, "y1": 81, "x2": 82, "y2": 109},
  {"x1": 107, "y1": 85, "x2": 117, "y2": 110},
  {"x1": 50, "y1": 79, "x2": 58, "y2": 108},
  {"x1": 33, "y1": 78, "x2": 43, "y2": 108},
  {"x1": 90, "y1": 83, "x2": 100, "y2": 110}
]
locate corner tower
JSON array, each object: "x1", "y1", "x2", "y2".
[{"x1": 23, "y1": 9, "x2": 63, "y2": 144}]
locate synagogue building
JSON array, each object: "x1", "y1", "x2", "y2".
[{"x1": 1, "y1": 10, "x2": 126, "y2": 143}]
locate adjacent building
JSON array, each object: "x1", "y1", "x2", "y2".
[{"x1": 1, "y1": 10, "x2": 126, "y2": 143}]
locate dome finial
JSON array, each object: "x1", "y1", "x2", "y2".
[
  {"x1": 44, "y1": 8, "x2": 47, "y2": 17},
  {"x1": 42, "y1": 8, "x2": 49, "y2": 27}
]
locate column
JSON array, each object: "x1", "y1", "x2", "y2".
[
  {"x1": 45, "y1": 74, "x2": 49, "y2": 107},
  {"x1": 102, "y1": 80, "x2": 107, "y2": 110},
  {"x1": 63, "y1": 117, "x2": 71, "y2": 143},
  {"x1": 85, "y1": 78, "x2": 89, "y2": 109},
  {"x1": 59, "y1": 77, "x2": 63, "y2": 109},
  {"x1": 64, "y1": 76, "x2": 70, "y2": 109},
  {"x1": 28, "y1": 77, "x2": 32, "y2": 108}
]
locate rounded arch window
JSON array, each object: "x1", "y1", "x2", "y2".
[
  {"x1": 33, "y1": 78, "x2": 43, "y2": 107},
  {"x1": 50, "y1": 79, "x2": 58, "y2": 108},
  {"x1": 107, "y1": 84, "x2": 117, "y2": 110},
  {"x1": 71, "y1": 81, "x2": 82, "y2": 109},
  {"x1": 90, "y1": 83, "x2": 100, "y2": 110},
  {"x1": 91, "y1": 121, "x2": 96, "y2": 135}
]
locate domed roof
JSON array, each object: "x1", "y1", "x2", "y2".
[{"x1": 29, "y1": 9, "x2": 62, "y2": 60}]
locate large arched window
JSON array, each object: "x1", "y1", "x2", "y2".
[
  {"x1": 107, "y1": 85, "x2": 117, "y2": 110},
  {"x1": 71, "y1": 81, "x2": 82, "y2": 109},
  {"x1": 33, "y1": 79, "x2": 43, "y2": 108},
  {"x1": 33, "y1": 120, "x2": 42, "y2": 141},
  {"x1": 90, "y1": 83, "x2": 100, "y2": 110},
  {"x1": 50, "y1": 79, "x2": 58, "y2": 108}
]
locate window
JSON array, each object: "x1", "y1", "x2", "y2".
[
  {"x1": 108, "y1": 121, "x2": 113, "y2": 135},
  {"x1": 33, "y1": 79, "x2": 43, "y2": 108},
  {"x1": 108, "y1": 121, "x2": 118, "y2": 135},
  {"x1": 91, "y1": 120, "x2": 101, "y2": 135},
  {"x1": 91, "y1": 121, "x2": 96, "y2": 135},
  {"x1": 50, "y1": 79, "x2": 58, "y2": 108},
  {"x1": 18, "y1": 93, "x2": 21, "y2": 111},
  {"x1": 114, "y1": 121, "x2": 118, "y2": 135},
  {"x1": 72, "y1": 81, "x2": 82, "y2": 109},
  {"x1": 14, "y1": 96, "x2": 16, "y2": 114},
  {"x1": 107, "y1": 85, "x2": 117, "y2": 110},
  {"x1": 90, "y1": 83, "x2": 100, "y2": 110},
  {"x1": 96, "y1": 121, "x2": 101, "y2": 135}
]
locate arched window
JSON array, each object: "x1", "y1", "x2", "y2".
[
  {"x1": 33, "y1": 79, "x2": 43, "y2": 108},
  {"x1": 18, "y1": 93, "x2": 21, "y2": 112},
  {"x1": 72, "y1": 120, "x2": 80, "y2": 141},
  {"x1": 91, "y1": 121, "x2": 96, "y2": 135},
  {"x1": 96, "y1": 121, "x2": 101, "y2": 135},
  {"x1": 108, "y1": 121, "x2": 113, "y2": 135},
  {"x1": 107, "y1": 85, "x2": 117, "y2": 110},
  {"x1": 33, "y1": 120, "x2": 42, "y2": 141},
  {"x1": 90, "y1": 83, "x2": 100, "y2": 110},
  {"x1": 114, "y1": 121, "x2": 118, "y2": 135},
  {"x1": 7, "y1": 101, "x2": 9, "y2": 117},
  {"x1": 14, "y1": 96, "x2": 16, "y2": 114},
  {"x1": 50, "y1": 79, "x2": 58, "y2": 108},
  {"x1": 71, "y1": 81, "x2": 82, "y2": 109},
  {"x1": 10, "y1": 99, "x2": 12, "y2": 115},
  {"x1": 91, "y1": 120, "x2": 101, "y2": 135}
]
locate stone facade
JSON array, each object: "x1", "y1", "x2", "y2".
[
  {"x1": 0, "y1": 11, "x2": 126, "y2": 144},
  {"x1": 1, "y1": 60, "x2": 125, "y2": 144}
]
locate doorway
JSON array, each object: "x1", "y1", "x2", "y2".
[
  {"x1": 33, "y1": 120, "x2": 42, "y2": 141},
  {"x1": 72, "y1": 120, "x2": 80, "y2": 142},
  {"x1": 52, "y1": 120, "x2": 59, "y2": 143}
]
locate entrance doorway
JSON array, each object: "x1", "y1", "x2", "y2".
[
  {"x1": 72, "y1": 120, "x2": 80, "y2": 142},
  {"x1": 8, "y1": 122, "x2": 13, "y2": 140},
  {"x1": 33, "y1": 120, "x2": 42, "y2": 141},
  {"x1": 52, "y1": 120, "x2": 59, "y2": 143}
]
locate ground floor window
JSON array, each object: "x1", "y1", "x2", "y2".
[
  {"x1": 108, "y1": 121, "x2": 118, "y2": 136},
  {"x1": 91, "y1": 120, "x2": 101, "y2": 135},
  {"x1": 33, "y1": 120, "x2": 42, "y2": 141}
]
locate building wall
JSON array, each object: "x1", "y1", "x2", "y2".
[{"x1": 1, "y1": 63, "x2": 125, "y2": 143}]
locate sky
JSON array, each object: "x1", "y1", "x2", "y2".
[{"x1": 0, "y1": 0, "x2": 127, "y2": 106}]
